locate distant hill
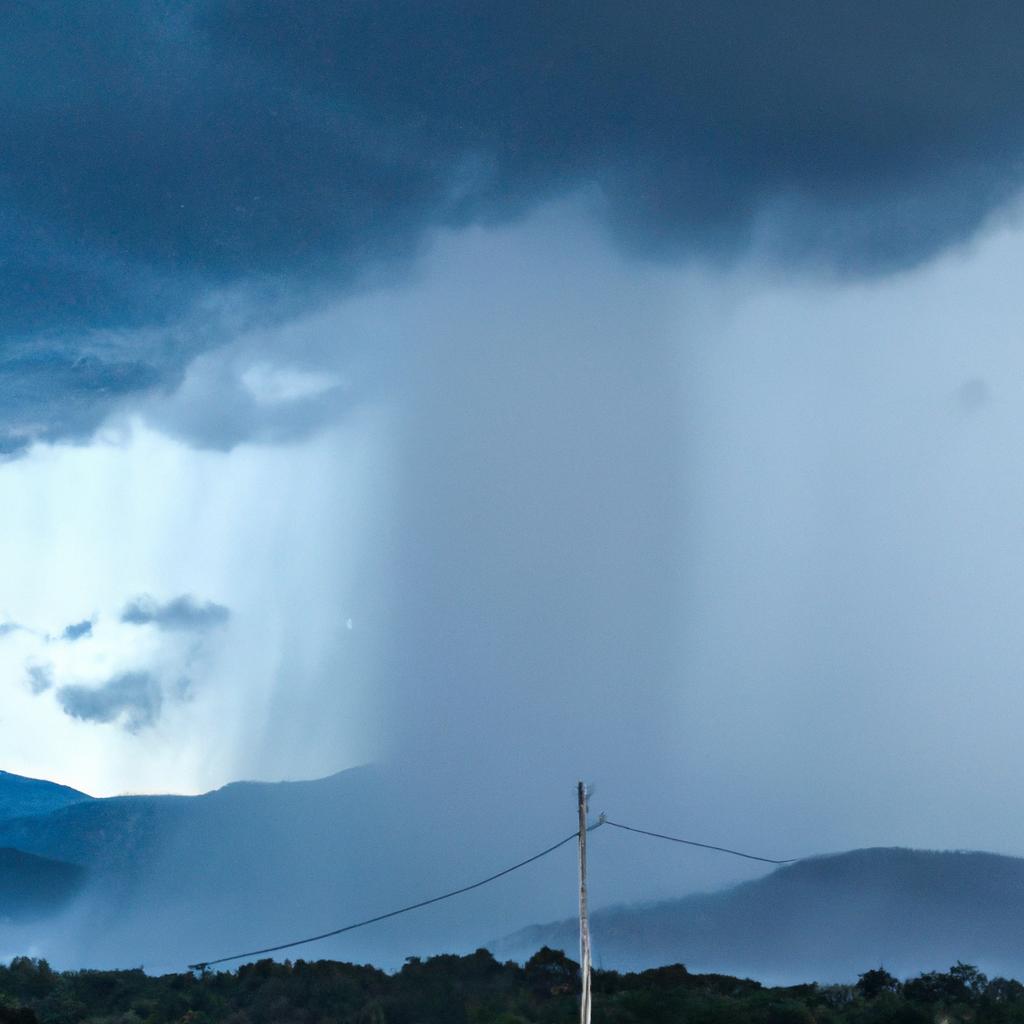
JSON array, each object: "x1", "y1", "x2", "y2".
[
  {"x1": 0, "y1": 770, "x2": 92, "y2": 822},
  {"x1": 0, "y1": 847, "x2": 85, "y2": 921},
  {"x1": 496, "y1": 847, "x2": 1024, "y2": 982}
]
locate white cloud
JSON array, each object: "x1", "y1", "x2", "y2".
[{"x1": 240, "y1": 363, "x2": 345, "y2": 405}]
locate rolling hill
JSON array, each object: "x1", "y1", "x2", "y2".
[{"x1": 496, "y1": 847, "x2": 1024, "y2": 982}]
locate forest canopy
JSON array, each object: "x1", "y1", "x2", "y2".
[{"x1": 2, "y1": 948, "x2": 1023, "y2": 1024}]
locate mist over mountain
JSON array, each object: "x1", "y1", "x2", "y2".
[
  {"x1": 0, "y1": 765, "x2": 590, "y2": 971},
  {"x1": 0, "y1": 848, "x2": 84, "y2": 923},
  {"x1": 498, "y1": 847, "x2": 1024, "y2": 984}
]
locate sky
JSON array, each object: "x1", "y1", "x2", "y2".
[{"x1": 5, "y1": 1, "x2": 1024, "y2": 894}]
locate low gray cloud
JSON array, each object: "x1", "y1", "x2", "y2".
[
  {"x1": 0, "y1": 622, "x2": 20, "y2": 638},
  {"x1": 61, "y1": 619, "x2": 93, "y2": 642},
  {"x1": 26, "y1": 664, "x2": 53, "y2": 695},
  {"x1": 171, "y1": 676, "x2": 194, "y2": 703},
  {"x1": 140, "y1": 345, "x2": 352, "y2": 451},
  {"x1": 56, "y1": 672, "x2": 162, "y2": 732},
  {"x1": 120, "y1": 594, "x2": 230, "y2": 632}
]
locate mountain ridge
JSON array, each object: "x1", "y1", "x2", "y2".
[
  {"x1": 496, "y1": 846, "x2": 1024, "y2": 983},
  {"x1": 0, "y1": 769, "x2": 93, "y2": 823}
]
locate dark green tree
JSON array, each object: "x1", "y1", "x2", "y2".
[{"x1": 857, "y1": 968, "x2": 901, "y2": 999}]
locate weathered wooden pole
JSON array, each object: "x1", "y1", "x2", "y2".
[{"x1": 578, "y1": 780, "x2": 592, "y2": 1024}]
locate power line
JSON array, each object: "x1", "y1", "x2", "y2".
[
  {"x1": 186, "y1": 812, "x2": 795, "y2": 972},
  {"x1": 187, "y1": 829, "x2": 580, "y2": 971},
  {"x1": 603, "y1": 819, "x2": 796, "y2": 864}
]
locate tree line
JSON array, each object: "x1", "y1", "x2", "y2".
[{"x1": 3, "y1": 947, "x2": 1024, "y2": 1024}]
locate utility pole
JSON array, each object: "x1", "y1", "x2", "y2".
[{"x1": 578, "y1": 780, "x2": 592, "y2": 1024}]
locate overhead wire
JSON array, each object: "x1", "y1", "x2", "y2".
[
  {"x1": 602, "y1": 818, "x2": 796, "y2": 864},
  {"x1": 186, "y1": 812, "x2": 796, "y2": 972},
  {"x1": 188, "y1": 828, "x2": 581, "y2": 971}
]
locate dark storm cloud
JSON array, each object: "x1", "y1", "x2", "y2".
[
  {"x1": 61, "y1": 619, "x2": 93, "y2": 642},
  {"x1": 120, "y1": 594, "x2": 230, "y2": 631},
  {"x1": 0, "y1": 345, "x2": 165, "y2": 452},
  {"x1": 4, "y1": 0, "x2": 1024, "y2": 448},
  {"x1": 56, "y1": 672, "x2": 162, "y2": 731}
]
